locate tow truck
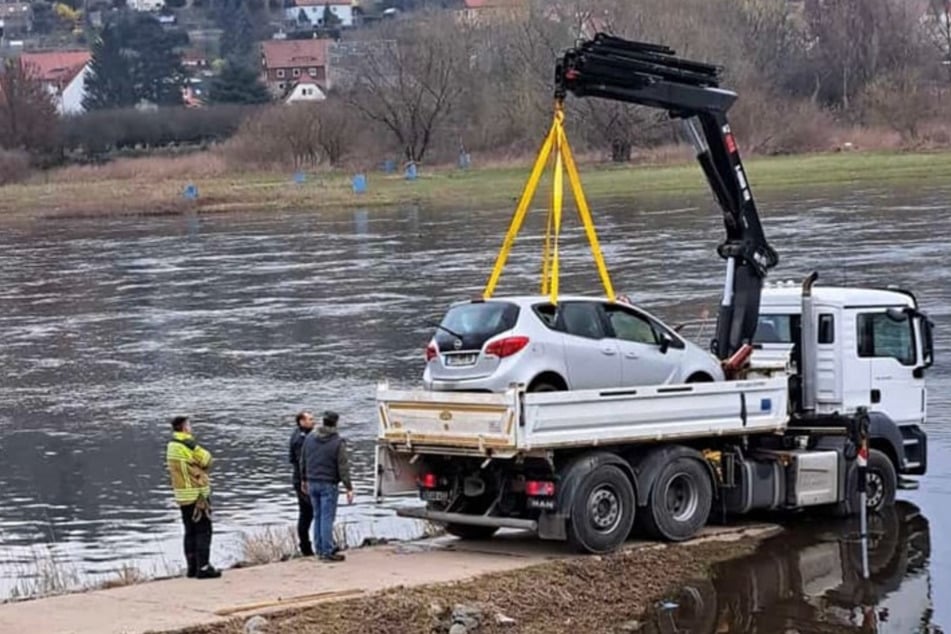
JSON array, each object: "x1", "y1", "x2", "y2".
[{"x1": 372, "y1": 34, "x2": 935, "y2": 553}]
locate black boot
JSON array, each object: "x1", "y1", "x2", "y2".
[
  {"x1": 186, "y1": 552, "x2": 198, "y2": 578},
  {"x1": 301, "y1": 544, "x2": 315, "y2": 557},
  {"x1": 196, "y1": 564, "x2": 222, "y2": 579}
]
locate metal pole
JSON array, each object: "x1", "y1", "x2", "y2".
[{"x1": 857, "y1": 418, "x2": 869, "y2": 580}]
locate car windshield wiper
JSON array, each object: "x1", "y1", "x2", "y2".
[{"x1": 426, "y1": 320, "x2": 464, "y2": 340}]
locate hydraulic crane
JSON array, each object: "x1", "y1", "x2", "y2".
[{"x1": 556, "y1": 33, "x2": 779, "y2": 360}]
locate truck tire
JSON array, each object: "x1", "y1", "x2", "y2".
[
  {"x1": 866, "y1": 449, "x2": 897, "y2": 513},
  {"x1": 640, "y1": 457, "x2": 712, "y2": 542},
  {"x1": 567, "y1": 464, "x2": 636, "y2": 554}
]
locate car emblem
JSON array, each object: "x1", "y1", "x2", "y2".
[
  {"x1": 439, "y1": 410, "x2": 453, "y2": 421},
  {"x1": 453, "y1": 339, "x2": 463, "y2": 350}
]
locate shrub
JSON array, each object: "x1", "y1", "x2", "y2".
[
  {"x1": 0, "y1": 149, "x2": 32, "y2": 184},
  {"x1": 57, "y1": 105, "x2": 257, "y2": 157}
]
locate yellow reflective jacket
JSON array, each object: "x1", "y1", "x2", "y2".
[{"x1": 166, "y1": 432, "x2": 213, "y2": 505}]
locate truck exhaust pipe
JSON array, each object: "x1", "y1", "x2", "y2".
[{"x1": 800, "y1": 271, "x2": 819, "y2": 415}]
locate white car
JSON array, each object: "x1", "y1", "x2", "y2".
[{"x1": 423, "y1": 295, "x2": 724, "y2": 393}]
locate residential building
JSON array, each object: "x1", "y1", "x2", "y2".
[
  {"x1": 0, "y1": 3, "x2": 33, "y2": 39},
  {"x1": 456, "y1": 0, "x2": 526, "y2": 23},
  {"x1": 20, "y1": 50, "x2": 91, "y2": 115},
  {"x1": 128, "y1": 0, "x2": 165, "y2": 11},
  {"x1": 284, "y1": 75, "x2": 327, "y2": 104},
  {"x1": 261, "y1": 38, "x2": 332, "y2": 97},
  {"x1": 285, "y1": 1, "x2": 355, "y2": 28}
]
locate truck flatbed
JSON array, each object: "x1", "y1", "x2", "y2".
[{"x1": 377, "y1": 376, "x2": 789, "y2": 458}]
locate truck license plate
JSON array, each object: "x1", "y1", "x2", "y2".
[{"x1": 421, "y1": 490, "x2": 449, "y2": 503}]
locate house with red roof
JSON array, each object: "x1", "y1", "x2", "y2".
[
  {"x1": 19, "y1": 50, "x2": 91, "y2": 115},
  {"x1": 261, "y1": 38, "x2": 333, "y2": 99}
]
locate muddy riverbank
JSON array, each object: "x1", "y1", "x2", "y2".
[{"x1": 179, "y1": 529, "x2": 772, "y2": 634}]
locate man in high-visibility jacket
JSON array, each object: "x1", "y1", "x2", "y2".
[{"x1": 166, "y1": 416, "x2": 221, "y2": 579}]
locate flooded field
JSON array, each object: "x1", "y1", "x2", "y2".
[{"x1": 0, "y1": 185, "x2": 948, "y2": 629}]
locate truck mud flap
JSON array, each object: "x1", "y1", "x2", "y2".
[{"x1": 397, "y1": 506, "x2": 538, "y2": 532}]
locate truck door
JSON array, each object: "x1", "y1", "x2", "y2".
[
  {"x1": 556, "y1": 301, "x2": 622, "y2": 389},
  {"x1": 856, "y1": 310, "x2": 924, "y2": 426}
]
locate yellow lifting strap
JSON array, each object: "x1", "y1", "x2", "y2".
[{"x1": 483, "y1": 103, "x2": 615, "y2": 304}]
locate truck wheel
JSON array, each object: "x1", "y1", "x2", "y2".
[
  {"x1": 641, "y1": 457, "x2": 712, "y2": 542},
  {"x1": 866, "y1": 449, "x2": 897, "y2": 513},
  {"x1": 567, "y1": 464, "x2": 635, "y2": 554}
]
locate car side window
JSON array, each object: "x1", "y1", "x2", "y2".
[
  {"x1": 606, "y1": 306, "x2": 657, "y2": 345},
  {"x1": 533, "y1": 303, "x2": 558, "y2": 329},
  {"x1": 857, "y1": 312, "x2": 915, "y2": 366},
  {"x1": 559, "y1": 302, "x2": 606, "y2": 339}
]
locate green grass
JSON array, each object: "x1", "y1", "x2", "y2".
[{"x1": 2, "y1": 150, "x2": 950, "y2": 220}]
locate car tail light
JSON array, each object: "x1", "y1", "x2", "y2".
[
  {"x1": 485, "y1": 336, "x2": 529, "y2": 358},
  {"x1": 419, "y1": 473, "x2": 438, "y2": 489},
  {"x1": 525, "y1": 480, "x2": 555, "y2": 497},
  {"x1": 425, "y1": 342, "x2": 438, "y2": 362}
]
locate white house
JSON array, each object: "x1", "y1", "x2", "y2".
[
  {"x1": 20, "y1": 50, "x2": 91, "y2": 116},
  {"x1": 285, "y1": 76, "x2": 327, "y2": 103},
  {"x1": 286, "y1": 1, "x2": 354, "y2": 27},
  {"x1": 128, "y1": 0, "x2": 165, "y2": 11}
]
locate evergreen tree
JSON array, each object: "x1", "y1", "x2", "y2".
[
  {"x1": 219, "y1": 1, "x2": 254, "y2": 62},
  {"x1": 208, "y1": 59, "x2": 271, "y2": 104},
  {"x1": 83, "y1": 13, "x2": 185, "y2": 110},
  {"x1": 83, "y1": 21, "x2": 136, "y2": 110}
]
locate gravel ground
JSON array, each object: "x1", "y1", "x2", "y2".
[{"x1": 181, "y1": 536, "x2": 764, "y2": 634}]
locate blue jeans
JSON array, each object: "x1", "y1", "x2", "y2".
[{"x1": 308, "y1": 482, "x2": 338, "y2": 557}]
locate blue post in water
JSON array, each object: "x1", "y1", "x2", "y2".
[
  {"x1": 183, "y1": 183, "x2": 198, "y2": 200},
  {"x1": 293, "y1": 171, "x2": 306, "y2": 184},
  {"x1": 458, "y1": 151, "x2": 471, "y2": 170},
  {"x1": 352, "y1": 173, "x2": 367, "y2": 194},
  {"x1": 382, "y1": 159, "x2": 395, "y2": 174},
  {"x1": 405, "y1": 162, "x2": 417, "y2": 181}
]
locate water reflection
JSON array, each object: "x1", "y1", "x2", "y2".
[{"x1": 643, "y1": 502, "x2": 937, "y2": 633}]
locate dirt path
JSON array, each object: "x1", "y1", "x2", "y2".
[{"x1": 0, "y1": 525, "x2": 777, "y2": 634}]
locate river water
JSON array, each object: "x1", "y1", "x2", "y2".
[{"x1": 0, "y1": 185, "x2": 948, "y2": 629}]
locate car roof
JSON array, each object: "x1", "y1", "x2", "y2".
[{"x1": 450, "y1": 295, "x2": 630, "y2": 308}]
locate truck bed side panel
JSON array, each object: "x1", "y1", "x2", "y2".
[{"x1": 519, "y1": 379, "x2": 789, "y2": 449}]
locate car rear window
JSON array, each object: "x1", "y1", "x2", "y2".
[{"x1": 435, "y1": 302, "x2": 519, "y2": 350}]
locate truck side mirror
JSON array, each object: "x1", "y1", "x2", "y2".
[
  {"x1": 923, "y1": 316, "x2": 935, "y2": 368},
  {"x1": 886, "y1": 307, "x2": 907, "y2": 322}
]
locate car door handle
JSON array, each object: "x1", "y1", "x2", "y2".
[
  {"x1": 601, "y1": 347, "x2": 617, "y2": 356},
  {"x1": 624, "y1": 352, "x2": 639, "y2": 359}
]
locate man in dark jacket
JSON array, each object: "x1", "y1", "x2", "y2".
[
  {"x1": 289, "y1": 411, "x2": 315, "y2": 557},
  {"x1": 300, "y1": 410, "x2": 354, "y2": 562}
]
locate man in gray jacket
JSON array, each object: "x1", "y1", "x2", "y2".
[{"x1": 300, "y1": 411, "x2": 354, "y2": 562}]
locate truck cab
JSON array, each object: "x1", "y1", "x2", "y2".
[{"x1": 757, "y1": 283, "x2": 933, "y2": 479}]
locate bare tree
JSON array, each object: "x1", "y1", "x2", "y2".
[
  {"x1": 315, "y1": 97, "x2": 358, "y2": 166},
  {"x1": 342, "y1": 11, "x2": 471, "y2": 163},
  {"x1": 0, "y1": 59, "x2": 57, "y2": 153}
]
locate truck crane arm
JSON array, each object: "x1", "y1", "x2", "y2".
[{"x1": 556, "y1": 33, "x2": 779, "y2": 360}]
